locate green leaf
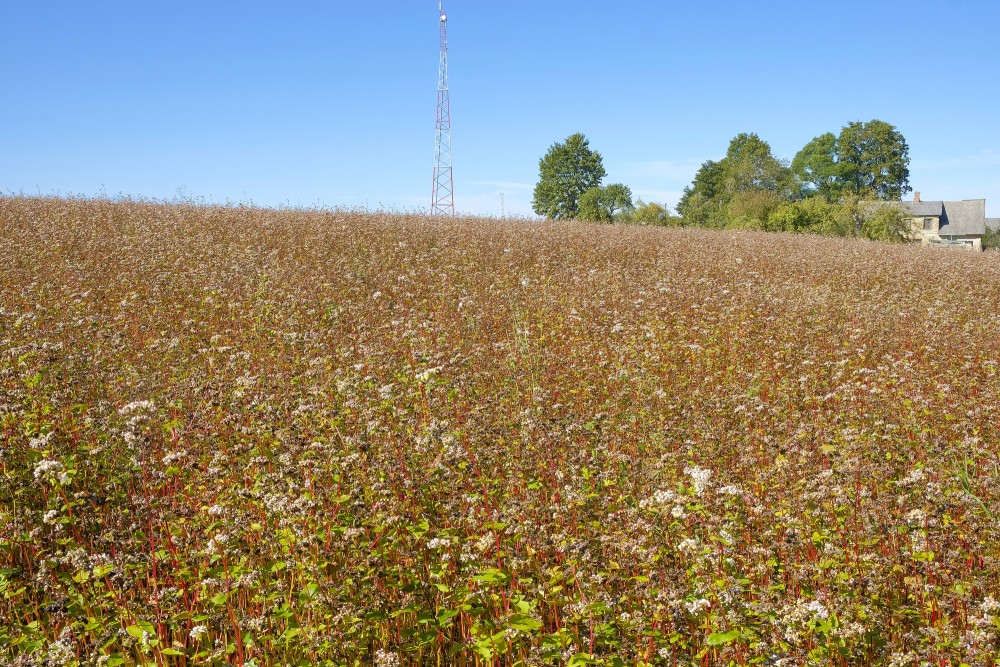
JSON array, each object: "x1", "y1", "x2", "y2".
[
  {"x1": 161, "y1": 648, "x2": 184, "y2": 656},
  {"x1": 473, "y1": 568, "x2": 509, "y2": 585},
  {"x1": 706, "y1": 630, "x2": 741, "y2": 646},
  {"x1": 509, "y1": 614, "x2": 543, "y2": 632},
  {"x1": 126, "y1": 625, "x2": 143, "y2": 639}
]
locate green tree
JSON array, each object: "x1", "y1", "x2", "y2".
[
  {"x1": 676, "y1": 160, "x2": 727, "y2": 227},
  {"x1": 532, "y1": 133, "x2": 607, "y2": 219},
  {"x1": 767, "y1": 197, "x2": 851, "y2": 236},
  {"x1": 792, "y1": 132, "x2": 842, "y2": 200},
  {"x1": 632, "y1": 199, "x2": 679, "y2": 226},
  {"x1": 578, "y1": 183, "x2": 634, "y2": 222},
  {"x1": 857, "y1": 201, "x2": 910, "y2": 242},
  {"x1": 837, "y1": 120, "x2": 911, "y2": 200},
  {"x1": 983, "y1": 226, "x2": 1000, "y2": 250},
  {"x1": 678, "y1": 135, "x2": 794, "y2": 228},
  {"x1": 723, "y1": 133, "x2": 795, "y2": 198}
]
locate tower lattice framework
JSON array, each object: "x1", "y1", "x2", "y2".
[{"x1": 431, "y1": 1, "x2": 454, "y2": 216}]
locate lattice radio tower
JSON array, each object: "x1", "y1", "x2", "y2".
[{"x1": 431, "y1": 1, "x2": 454, "y2": 216}]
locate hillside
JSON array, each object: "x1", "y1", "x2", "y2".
[{"x1": 3, "y1": 197, "x2": 1000, "y2": 665}]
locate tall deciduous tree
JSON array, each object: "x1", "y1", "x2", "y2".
[
  {"x1": 837, "y1": 120, "x2": 911, "y2": 200},
  {"x1": 678, "y1": 134, "x2": 793, "y2": 227},
  {"x1": 792, "y1": 132, "x2": 842, "y2": 200},
  {"x1": 723, "y1": 133, "x2": 794, "y2": 197},
  {"x1": 578, "y1": 184, "x2": 635, "y2": 222},
  {"x1": 532, "y1": 133, "x2": 607, "y2": 219},
  {"x1": 676, "y1": 160, "x2": 727, "y2": 227}
]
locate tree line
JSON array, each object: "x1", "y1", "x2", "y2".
[{"x1": 531, "y1": 120, "x2": 913, "y2": 241}]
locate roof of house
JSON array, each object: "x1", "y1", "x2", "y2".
[
  {"x1": 940, "y1": 200, "x2": 986, "y2": 236},
  {"x1": 896, "y1": 199, "x2": 986, "y2": 236},
  {"x1": 988, "y1": 218, "x2": 1000, "y2": 232},
  {"x1": 899, "y1": 201, "x2": 944, "y2": 216}
]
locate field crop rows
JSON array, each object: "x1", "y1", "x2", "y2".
[{"x1": 2, "y1": 197, "x2": 1000, "y2": 666}]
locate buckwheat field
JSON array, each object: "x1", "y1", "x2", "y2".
[{"x1": 4, "y1": 197, "x2": 1000, "y2": 667}]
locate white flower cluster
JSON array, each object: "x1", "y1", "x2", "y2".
[
  {"x1": 374, "y1": 649, "x2": 401, "y2": 667},
  {"x1": 639, "y1": 489, "x2": 676, "y2": 511},
  {"x1": 415, "y1": 366, "x2": 443, "y2": 383},
  {"x1": 29, "y1": 432, "x2": 55, "y2": 449},
  {"x1": 162, "y1": 451, "x2": 185, "y2": 466},
  {"x1": 778, "y1": 599, "x2": 832, "y2": 644},
  {"x1": 801, "y1": 599, "x2": 829, "y2": 620},
  {"x1": 34, "y1": 460, "x2": 70, "y2": 485},
  {"x1": 684, "y1": 598, "x2": 710, "y2": 615},
  {"x1": 476, "y1": 533, "x2": 494, "y2": 553},
  {"x1": 895, "y1": 467, "x2": 925, "y2": 487},
  {"x1": 44, "y1": 639, "x2": 75, "y2": 666},
  {"x1": 119, "y1": 400, "x2": 156, "y2": 415},
  {"x1": 426, "y1": 537, "x2": 448, "y2": 550},
  {"x1": 119, "y1": 400, "x2": 156, "y2": 449},
  {"x1": 189, "y1": 625, "x2": 208, "y2": 640},
  {"x1": 206, "y1": 533, "x2": 229, "y2": 555},
  {"x1": 684, "y1": 465, "x2": 713, "y2": 496},
  {"x1": 677, "y1": 538, "x2": 699, "y2": 555}
]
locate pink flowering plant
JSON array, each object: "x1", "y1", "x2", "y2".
[{"x1": 1, "y1": 197, "x2": 1000, "y2": 665}]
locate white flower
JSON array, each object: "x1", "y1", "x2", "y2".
[
  {"x1": 802, "y1": 599, "x2": 829, "y2": 620},
  {"x1": 476, "y1": 533, "x2": 494, "y2": 552},
  {"x1": 34, "y1": 460, "x2": 69, "y2": 485},
  {"x1": 684, "y1": 465, "x2": 713, "y2": 496},
  {"x1": 426, "y1": 537, "x2": 448, "y2": 550},
  {"x1": 684, "y1": 598, "x2": 710, "y2": 615},
  {"x1": 982, "y1": 596, "x2": 1000, "y2": 614},
  {"x1": 896, "y1": 468, "x2": 925, "y2": 487},
  {"x1": 374, "y1": 649, "x2": 401, "y2": 667},
  {"x1": 43, "y1": 510, "x2": 59, "y2": 525},
  {"x1": 639, "y1": 489, "x2": 676, "y2": 511},
  {"x1": 118, "y1": 400, "x2": 156, "y2": 415},
  {"x1": 415, "y1": 366, "x2": 443, "y2": 383},
  {"x1": 670, "y1": 505, "x2": 685, "y2": 519},
  {"x1": 206, "y1": 533, "x2": 230, "y2": 554},
  {"x1": 677, "y1": 538, "x2": 699, "y2": 554},
  {"x1": 45, "y1": 639, "x2": 75, "y2": 666},
  {"x1": 189, "y1": 625, "x2": 208, "y2": 640},
  {"x1": 162, "y1": 451, "x2": 185, "y2": 466},
  {"x1": 29, "y1": 432, "x2": 55, "y2": 449}
]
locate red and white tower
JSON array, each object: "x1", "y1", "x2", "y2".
[{"x1": 431, "y1": 1, "x2": 454, "y2": 216}]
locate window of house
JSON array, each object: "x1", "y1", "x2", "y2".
[{"x1": 923, "y1": 218, "x2": 935, "y2": 230}]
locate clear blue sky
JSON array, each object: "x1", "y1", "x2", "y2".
[{"x1": 3, "y1": 1, "x2": 998, "y2": 217}]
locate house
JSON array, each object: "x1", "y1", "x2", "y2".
[{"x1": 899, "y1": 193, "x2": 988, "y2": 249}]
